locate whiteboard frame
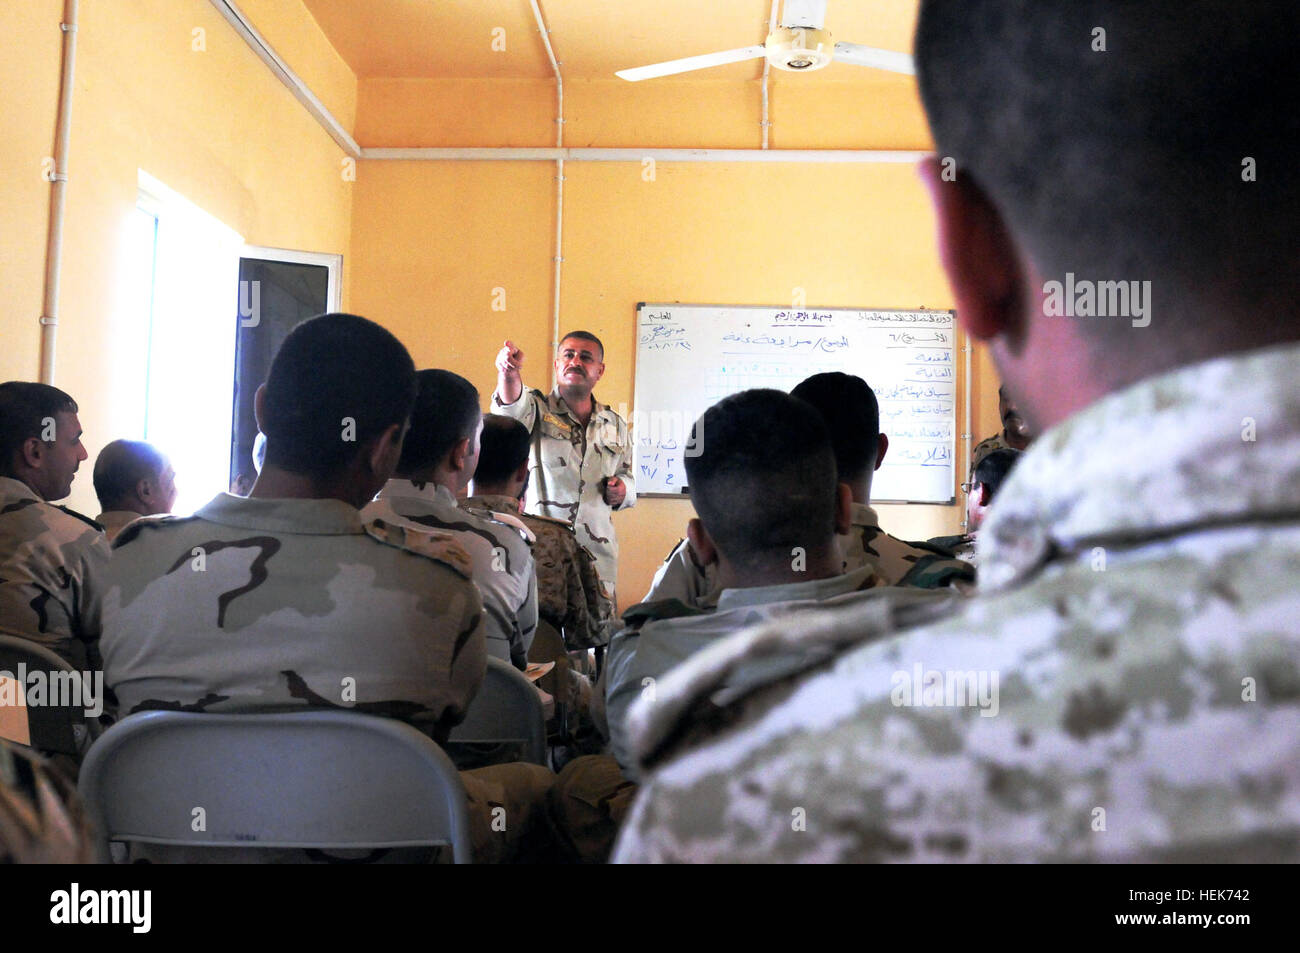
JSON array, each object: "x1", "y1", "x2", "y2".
[{"x1": 632, "y1": 302, "x2": 959, "y2": 504}]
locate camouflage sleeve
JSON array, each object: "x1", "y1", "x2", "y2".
[
  {"x1": 615, "y1": 415, "x2": 636, "y2": 510},
  {"x1": 518, "y1": 553, "x2": 539, "y2": 660},
  {"x1": 74, "y1": 533, "x2": 112, "y2": 671},
  {"x1": 444, "y1": 583, "x2": 489, "y2": 736},
  {"x1": 0, "y1": 741, "x2": 91, "y2": 863},
  {"x1": 494, "y1": 386, "x2": 542, "y2": 433},
  {"x1": 643, "y1": 539, "x2": 717, "y2": 608},
  {"x1": 602, "y1": 626, "x2": 644, "y2": 776},
  {"x1": 896, "y1": 552, "x2": 977, "y2": 590}
]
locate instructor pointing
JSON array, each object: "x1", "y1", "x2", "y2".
[{"x1": 493, "y1": 331, "x2": 635, "y2": 603}]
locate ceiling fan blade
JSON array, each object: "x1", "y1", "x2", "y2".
[
  {"x1": 616, "y1": 45, "x2": 768, "y2": 82},
  {"x1": 780, "y1": 0, "x2": 828, "y2": 30},
  {"x1": 832, "y1": 41, "x2": 916, "y2": 75}
]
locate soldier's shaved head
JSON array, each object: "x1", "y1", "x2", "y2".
[
  {"x1": 397, "y1": 370, "x2": 481, "y2": 476},
  {"x1": 473, "y1": 415, "x2": 531, "y2": 489},
  {"x1": 259, "y1": 313, "x2": 416, "y2": 479},
  {"x1": 92, "y1": 439, "x2": 173, "y2": 514},
  {"x1": 685, "y1": 390, "x2": 839, "y2": 575},
  {"x1": 790, "y1": 373, "x2": 882, "y2": 484}
]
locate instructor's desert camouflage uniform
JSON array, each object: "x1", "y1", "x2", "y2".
[
  {"x1": 645, "y1": 502, "x2": 973, "y2": 608},
  {"x1": 614, "y1": 344, "x2": 1300, "y2": 862},
  {"x1": 102, "y1": 493, "x2": 487, "y2": 744},
  {"x1": 0, "y1": 476, "x2": 110, "y2": 670},
  {"x1": 365, "y1": 481, "x2": 538, "y2": 669},
  {"x1": 463, "y1": 493, "x2": 614, "y2": 650},
  {"x1": 493, "y1": 388, "x2": 635, "y2": 600}
]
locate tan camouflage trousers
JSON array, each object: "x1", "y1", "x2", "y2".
[{"x1": 547, "y1": 754, "x2": 637, "y2": 863}]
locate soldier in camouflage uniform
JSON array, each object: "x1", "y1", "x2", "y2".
[
  {"x1": 0, "y1": 739, "x2": 90, "y2": 863},
  {"x1": 465, "y1": 415, "x2": 614, "y2": 651},
  {"x1": 0, "y1": 383, "x2": 109, "y2": 671},
  {"x1": 103, "y1": 315, "x2": 554, "y2": 863},
  {"x1": 612, "y1": 0, "x2": 1300, "y2": 862},
  {"x1": 970, "y1": 386, "x2": 1032, "y2": 473},
  {"x1": 362, "y1": 371, "x2": 538, "y2": 670},
  {"x1": 644, "y1": 372, "x2": 973, "y2": 607},
  {"x1": 493, "y1": 333, "x2": 635, "y2": 602}
]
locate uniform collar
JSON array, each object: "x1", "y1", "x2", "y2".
[
  {"x1": 466, "y1": 493, "x2": 523, "y2": 514},
  {"x1": 194, "y1": 492, "x2": 364, "y2": 535},
  {"x1": 716, "y1": 565, "x2": 877, "y2": 611},
  {"x1": 979, "y1": 341, "x2": 1300, "y2": 591},
  {"x1": 848, "y1": 502, "x2": 880, "y2": 530},
  {"x1": 0, "y1": 476, "x2": 40, "y2": 502},
  {"x1": 377, "y1": 478, "x2": 458, "y2": 508},
  {"x1": 547, "y1": 388, "x2": 606, "y2": 423}
]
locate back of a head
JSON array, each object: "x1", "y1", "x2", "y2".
[
  {"x1": 261, "y1": 314, "x2": 416, "y2": 478},
  {"x1": 474, "y1": 414, "x2": 531, "y2": 487},
  {"x1": 974, "y1": 448, "x2": 1022, "y2": 504},
  {"x1": 916, "y1": 1, "x2": 1300, "y2": 354},
  {"x1": 790, "y1": 372, "x2": 881, "y2": 483},
  {"x1": 397, "y1": 370, "x2": 481, "y2": 476},
  {"x1": 92, "y1": 439, "x2": 165, "y2": 510},
  {"x1": 685, "y1": 389, "x2": 838, "y2": 571},
  {"x1": 0, "y1": 382, "x2": 77, "y2": 479}
]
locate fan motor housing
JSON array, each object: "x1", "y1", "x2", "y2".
[{"x1": 765, "y1": 26, "x2": 834, "y2": 72}]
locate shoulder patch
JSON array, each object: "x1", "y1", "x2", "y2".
[
  {"x1": 112, "y1": 513, "x2": 196, "y2": 549},
  {"x1": 363, "y1": 517, "x2": 474, "y2": 579},
  {"x1": 55, "y1": 505, "x2": 103, "y2": 533}
]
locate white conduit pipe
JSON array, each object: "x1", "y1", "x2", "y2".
[
  {"x1": 40, "y1": 0, "x2": 79, "y2": 384},
  {"x1": 530, "y1": 0, "x2": 564, "y2": 389},
  {"x1": 761, "y1": 0, "x2": 779, "y2": 149},
  {"x1": 961, "y1": 332, "x2": 972, "y2": 527}
]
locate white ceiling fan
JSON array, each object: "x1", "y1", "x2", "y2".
[{"x1": 615, "y1": 0, "x2": 914, "y2": 82}]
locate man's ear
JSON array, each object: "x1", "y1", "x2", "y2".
[
  {"x1": 449, "y1": 436, "x2": 471, "y2": 474},
  {"x1": 513, "y1": 461, "x2": 529, "y2": 483},
  {"x1": 368, "y1": 423, "x2": 404, "y2": 479},
  {"x1": 874, "y1": 433, "x2": 889, "y2": 471},
  {"x1": 253, "y1": 384, "x2": 267, "y2": 433},
  {"x1": 685, "y1": 517, "x2": 718, "y2": 567},
  {"x1": 136, "y1": 477, "x2": 154, "y2": 504},
  {"x1": 977, "y1": 483, "x2": 992, "y2": 508},
  {"x1": 918, "y1": 159, "x2": 1028, "y2": 345},
  {"x1": 833, "y1": 482, "x2": 853, "y2": 535},
  {"x1": 19, "y1": 436, "x2": 44, "y2": 469}
]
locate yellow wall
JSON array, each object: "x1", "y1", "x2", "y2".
[
  {"x1": 350, "y1": 77, "x2": 1003, "y2": 608},
  {"x1": 1, "y1": 0, "x2": 356, "y2": 517}
]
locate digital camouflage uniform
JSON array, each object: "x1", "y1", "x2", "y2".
[
  {"x1": 364, "y1": 481, "x2": 538, "y2": 670},
  {"x1": 613, "y1": 343, "x2": 1300, "y2": 862},
  {"x1": 102, "y1": 493, "x2": 487, "y2": 745},
  {"x1": 493, "y1": 387, "x2": 635, "y2": 600},
  {"x1": 644, "y1": 503, "x2": 974, "y2": 609},
  {"x1": 463, "y1": 493, "x2": 615, "y2": 651},
  {"x1": 0, "y1": 476, "x2": 110, "y2": 670},
  {"x1": 0, "y1": 739, "x2": 90, "y2": 863}
]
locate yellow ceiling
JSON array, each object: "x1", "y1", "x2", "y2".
[{"x1": 301, "y1": 0, "x2": 919, "y2": 83}]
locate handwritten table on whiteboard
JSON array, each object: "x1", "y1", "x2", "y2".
[{"x1": 632, "y1": 303, "x2": 957, "y2": 502}]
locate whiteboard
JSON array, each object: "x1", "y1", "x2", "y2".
[{"x1": 632, "y1": 303, "x2": 956, "y2": 503}]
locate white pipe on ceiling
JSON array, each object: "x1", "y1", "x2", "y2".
[
  {"x1": 39, "y1": 0, "x2": 79, "y2": 384},
  {"x1": 529, "y1": 0, "x2": 565, "y2": 386},
  {"x1": 207, "y1": 0, "x2": 360, "y2": 157},
  {"x1": 361, "y1": 147, "x2": 930, "y2": 163}
]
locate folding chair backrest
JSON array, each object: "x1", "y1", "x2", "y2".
[
  {"x1": 447, "y1": 657, "x2": 547, "y2": 765},
  {"x1": 77, "y1": 710, "x2": 472, "y2": 861},
  {"x1": 0, "y1": 633, "x2": 89, "y2": 755}
]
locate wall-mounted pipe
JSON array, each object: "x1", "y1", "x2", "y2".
[
  {"x1": 761, "y1": 0, "x2": 779, "y2": 149},
  {"x1": 39, "y1": 0, "x2": 79, "y2": 384},
  {"x1": 361, "y1": 147, "x2": 929, "y2": 163},
  {"x1": 529, "y1": 0, "x2": 564, "y2": 389},
  {"x1": 207, "y1": 0, "x2": 360, "y2": 157}
]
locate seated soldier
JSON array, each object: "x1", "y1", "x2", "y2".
[
  {"x1": 92, "y1": 439, "x2": 177, "y2": 542},
  {"x1": 644, "y1": 372, "x2": 974, "y2": 607},
  {"x1": 464, "y1": 415, "x2": 614, "y2": 654},
  {"x1": 0, "y1": 382, "x2": 109, "y2": 670},
  {"x1": 613, "y1": 0, "x2": 1300, "y2": 862},
  {"x1": 931, "y1": 447, "x2": 1022, "y2": 562},
  {"x1": 102, "y1": 314, "x2": 552, "y2": 863},
  {"x1": 362, "y1": 371, "x2": 538, "y2": 671},
  {"x1": 550, "y1": 390, "x2": 952, "y2": 862}
]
